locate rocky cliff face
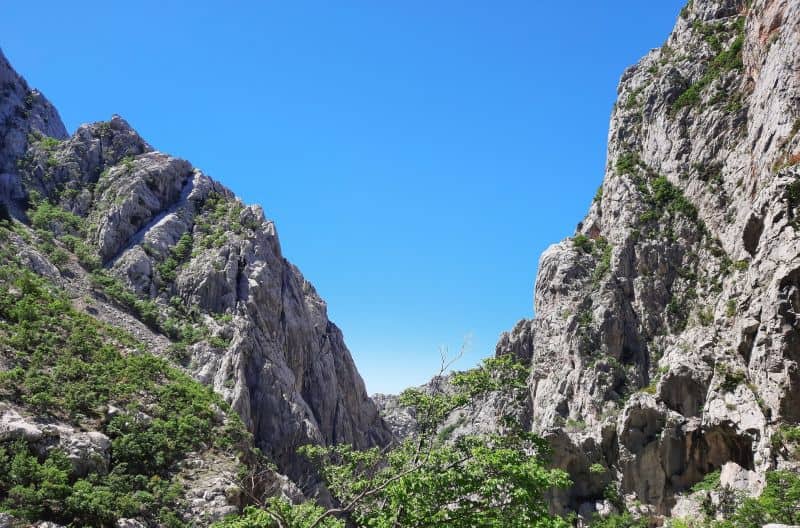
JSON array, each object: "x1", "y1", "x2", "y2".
[
  {"x1": 0, "y1": 45, "x2": 390, "y2": 506},
  {"x1": 378, "y1": 0, "x2": 800, "y2": 521},
  {"x1": 489, "y1": 0, "x2": 800, "y2": 519},
  {"x1": 0, "y1": 51, "x2": 66, "y2": 219}
]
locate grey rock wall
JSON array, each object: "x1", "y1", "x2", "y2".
[
  {"x1": 492, "y1": 0, "x2": 800, "y2": 518},
  {"x1": 0, "y1": 49, "x2": 391, "y2": 488}
]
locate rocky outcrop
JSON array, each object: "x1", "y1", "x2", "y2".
[
  {"x1": 484, "y1": 0, "x2": 800, "y2": 519},
  {"x1": 1, "y1": 403, "x2": 111, "y2": 478},
  {"x1": 0, "y1": 50, "x2": 66, "y2": 219},
  {"x1": 0, "y1": 46, "x2": 390, "y2": 501},
  {"x1": 371, "y1": 393, "x2": 419, "y2": 440}
]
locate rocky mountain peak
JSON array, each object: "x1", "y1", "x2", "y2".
[
  {"x1": 4, "y1": 0, "x2": 800, "y2": 524},
  {"x1": 0, "y1": 45, "x2": 391, "y2": 516}
]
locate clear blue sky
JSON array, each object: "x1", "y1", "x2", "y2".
[{"x1": 2, "y1": 1, "x2": 684, "y2": 394}]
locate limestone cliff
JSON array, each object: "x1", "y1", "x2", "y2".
[
  {"x1": 0, "y1": 45, "x2": 390, "y2": 522},
  {"x1": 378, "y1": 0, "x2": 800, "y2": 521},
  {"x1": 494, "y1": 0, "x2": 800, "y2": 519}
]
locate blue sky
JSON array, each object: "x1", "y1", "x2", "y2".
[{"x1": 2, "y1": 1, "x2": 684, "y2": 394}]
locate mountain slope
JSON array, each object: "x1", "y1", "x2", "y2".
[{"x1": 0, "y1": 48, "x2": 390, "y2": 525}]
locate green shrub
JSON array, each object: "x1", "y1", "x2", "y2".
[
  {"x1": 698, "y1": 307, "x2": 714, "y2": 326},
  {"x1": 691, "y1": 469, "x2": 720, "y2": 492},
  {"x1": 787, "y1": 179, "x2": 800, "y2": 208},
  {"x1": 733, "y1": 259, "x2": 749, "y2": 271},
  {"x1": 214, "y1": 313, "x2": 234, "y2": 324},
  {"x1": 717, "y1": 363, "x2": 746, "y2": 392},
  {"x1": 590, "y1": 512, "x2": 647, "y2": 528},
  {"x1": 592, "y1": 238, "x2": 613, "y2": 283},
  {"x1": 722, "y1": 470, "x2": 800, "y2": 527},
  {"x1": 573, "y1": 234, "x2": 593, "y2": 253},
  {"x1": 0, "y1": 265, "x2": 249, "y2": 526},
  {"x1": 589, "y1": 463, "x2": 607, "y2": 475},
  {"x1": 213, "y1": 503, "x2": 344, "y2": 528},
  {"x1": 27, "y1": 199, "x2": 102, "y2": 271},
  {"x1": 37, "y1": 136, "x2": 61, "y2": 150},
  {"x1": 593, "y1": 185, "x2": 604, "y2": 203},
  {"x1": 566, "y1": 418, "x2": 586, "y2": 432},
  {"x1": 642, "y1": 375, "x2": 660, "y2": 395},
  {"x1": 208, "y1": 335, "x2": 231, "y2": 349},
  {"x1": 650, "y1": 176, "x2": 698, "y2": 219},
  {"x1": 28, "y1": 198, "x2": 84, "y2": 235},
  {"x1": 638, "y1": 210, "x2": 659, "y2": 224},
  {"x1": 121, "y1": 156, "x2": 135, "y2": 173},
  {"x1": 157, "y1": 233, "x2": 193, "y2": 283},
  {"x1": 770, "y1": 425, "x2": 800, "y2": 459},
  {"x1": 616, "y1": 152, "x2": 641, "y2": 175},
  {"x1": 679, "y1": 0, "x2": 693, "y2": 19},
  {"x1": 89, "y1": 270, "x2": 162, "y2": 329},
  {"x1": 671, "y1": 18, "x2": 745, "y2": 114}
]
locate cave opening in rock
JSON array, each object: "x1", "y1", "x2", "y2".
[{"x1": 702, "y1": 425, "x2": 755, "y2": 472}]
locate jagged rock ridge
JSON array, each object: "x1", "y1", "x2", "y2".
[{"x1": 0, "y1": 45, "x2": 391, "y2": 509}]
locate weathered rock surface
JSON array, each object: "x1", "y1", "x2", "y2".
[
  {"x1": 372, "y1": 393, "x2": 418, "y2": 440},
  {"x1": 375, "y1": 0, "x2": 800, "y2": 522},
  {"x1": 0, "y1": 45, "x2": 390, "y2": 524},
  {"x1": 0, "y1": 404, "x2": 111, "y2": 478},
  {"x1": 486, "y1": 0, "x2": 800, "y2": 519},
  {"x1": 0, "y1": 50, "x2": 67, "y2": 219}
]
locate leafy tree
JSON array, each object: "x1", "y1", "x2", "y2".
[
  {"x1": 217, "y1": 354, "x2": 570, "y2": 528},
  {"x1": 720, "y1": 470, "x2": 800, "y2": 528}
]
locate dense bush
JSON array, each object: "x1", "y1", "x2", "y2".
[
  {"x1": 590, "y1": 512, "x2": 647, "y2": 528},
  {"x1": 691, "y1": 469, "x2": 721, "y2": 493},
  {"x1": 615, "y1": 152, "x2": 641, "y2": 176},
  {"x1": 214, "y1": 504, "x2": 343, "y2": 528},
  {"x1": 89, "y1": 269, "x2": 161, "y2": 329},
  {"x1": 27, "y1": 196, "x2": 100, "y2": 271},
  {"x1": 720, "y1": 471, "x2": 800, "y2": 527},
  {"x1": 0, "y1": 261, "x2": 249, "y2": 526},
  {"x1": 650, "y1": 176, "x2": 698, "y2": 220}
]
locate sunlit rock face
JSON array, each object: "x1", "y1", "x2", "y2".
[
  {"x1": 492, "y1": 0, "x2": 800, "y2": 517},
  {"x1": 378, "y1": 0, "x2": 800, "y2": 519},
  {"x1": 0, "y1": 46, "x2": 391, "y2": 490}
]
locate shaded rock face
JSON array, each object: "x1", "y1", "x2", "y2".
[
  {"x1": 488, "y1": 0, "x2": 800, "y2": 517},
  {"x1": 0, "y1": 50, "x2": 67, "y2": 218},
  {"x1": 0, "y1": 49, "x2": 390, "y2": 485}
]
